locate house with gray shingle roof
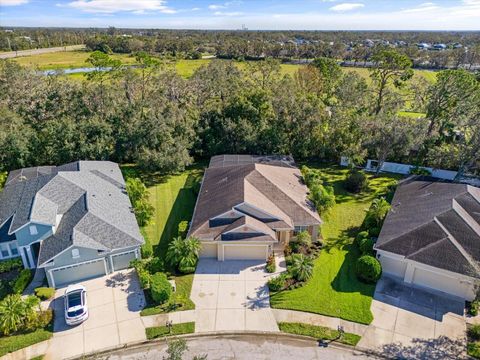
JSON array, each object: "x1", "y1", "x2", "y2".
[
  {"x1": 188, "y1": 155, "x2": 321, "y2": 261},
  {"x1": 375, "y1": 178, "x2": 480, "y2": 301},
  {"x1": 0, "y1": 161, "x2": 144, "y2": 288}
]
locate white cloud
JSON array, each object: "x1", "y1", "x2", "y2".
[
  {"x1": 329, "y1": 3, "x2": 364, "y2": 11},
  {"x1": 64, "y1": 0, "x2": 176, "y2": 14},
  {"x1": 213, "y1": 11, "x2": 242, "y2": 16},
  {"x1": 0, "y1": 0, "x2": 29, "y2": 5},
  {"x1": 401, "y1": 2, "x2": 439, "y2": 13},
  {"x1": 208, "y1": 4, "x2": 225, "y2": 10}
]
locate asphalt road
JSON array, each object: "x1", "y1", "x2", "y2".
[
  {"x1": 0, "y1": 45, "x2": 85, "y2": 59},
  {"x1": 95, "y1": 334, "x2": 374, "y2": 360}
]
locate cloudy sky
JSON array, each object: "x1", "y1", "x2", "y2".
[{"x1": 0, "y1": 0, "x2": 479, "y2": 30}]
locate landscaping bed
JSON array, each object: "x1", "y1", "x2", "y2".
[
  {"x1": 270, "y1": 165, "x2": 400, "y2": 325},
  {"x1": 468, "y1": 324, "x2": 480, "y2": 359},
  {"x1": 146, "y1": 322, "x2": 195, "y2": 339},
  {"x1": 278, "y1": 322, "x2": 361, "y2": 347}
]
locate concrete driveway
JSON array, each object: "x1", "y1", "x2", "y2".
[
  {"x1": 45, "y1": 269, "x2": 146, "y2": 360},
  {"x1": 358, "y1": 276, "x2": 466, "y2": 358},
  {"x1": 191, "y1": 257, "x2": 286, "y2": 333}
]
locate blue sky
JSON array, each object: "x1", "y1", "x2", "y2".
[{"x1": 1, "y1": 0, "x2": 479, "y2": 30}]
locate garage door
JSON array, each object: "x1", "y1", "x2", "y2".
[
  {"x1": 223, "y1": 245, "x2": 267, "y2": 260},
  {"x1": 51, "y1": 259, "x2": 106, "y2": 288},
  {"x1": 112, "y1": 251, "x2": 137, "y2": 271},
  {"x1": 199, "y1": 243, "x2": 217, "y2": 258},
  {"x1": 412, "y1": 267, "x2": 474, "y2": 300}
]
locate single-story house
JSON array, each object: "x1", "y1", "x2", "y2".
[
  {"x1": 374, "y1": 178, "x2": 480, "y2": 301},
  {"x1": 188, "y1": 155, "x2": 321, "y2": 261},
  {"x1": 0, "y1": 161, "x2": 144, "y2": 288}
]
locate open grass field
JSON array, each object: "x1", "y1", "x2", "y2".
[
  {"x1": 122, "y1": 164, "x2": 204, "y2": 315},
  {"x1": 270, "y1": 165, "x2": 402, "y2": 325},
  {"x1": 11, "y1": 50, "x2": 437, "y2": 83}
]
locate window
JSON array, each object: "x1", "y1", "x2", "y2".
[
  {"x1": 0, "y1": 244, "x2": 9, "y2": 258},
  {"x1": 293, "y1": 225, "x2": 308, "y2": 235},
  {"x1": 71, "y1": 249, "x2": 80, "y2": 259},
  {"x1": 29, "y1": 225, "x2": 38, "y2": 235},
  {"x1": 10, "y1": 243, "x2": 18, "y2": 256}
]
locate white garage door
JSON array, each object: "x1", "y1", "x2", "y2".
[
  {"x1": 223, "y1": 245, "x2": 267, "y2": 260},
  {"x1": 52, "y1": 259, "x2": 106, "y2": 288},
  {"x1": 112, "y1": 251, "x2": 137, "y2": 271},
  {"x1": 199, "y1": 243, "x2": 217, "y2": 258},
  {"x1": 412, "y1": 267, "x2": 474, "y2": 300}
]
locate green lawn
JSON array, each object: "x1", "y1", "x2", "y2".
[
  {"x1": 278, "y1": 322, "x2": 361, "y2": 347},
  {"x1": 270, "y1": 165, "x2": 401, "y2": 325},
  {"x1": 0, "y1": 329, "x2": 52, "y2": 357},
  {"x1": 122, "y1": 164, "x2": 205, "y2": 315},
  {"x1": 146, "y1": 322, "x2": 195, "y2": 339}
]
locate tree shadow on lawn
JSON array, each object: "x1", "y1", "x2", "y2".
[
  {"x1": 152, "y1": 173, "x2": 201, "y2": 261},
  {"x1": 325, "y1": 227, "x2": 376, "y2": 298}
]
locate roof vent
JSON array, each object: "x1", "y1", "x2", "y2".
[
  {"x1": 18, "y1": 175, "x2": 27, "y2": 182},
  {"x1": 419, "y1": 191, "x2": 434, "y2": 198}
]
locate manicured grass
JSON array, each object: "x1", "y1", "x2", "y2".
[
  {"x1": 122, "y1": 164, "x2": 204, "y2": 315},
  {"x1": 0, "y1": 329, "x2": 52, "y2": 357},
  {"x1": 270, "y1": 165, "x2": 401, "y2": 325},
  {"x1": 278, "y1": 322, "x2": 361, "y2": 347},
  {"x1": 13, "y1": 50, "x2": 136, "y2": 70},
  {"x1": 146, "y1": 322, "x2": 195, "y2": 339}
]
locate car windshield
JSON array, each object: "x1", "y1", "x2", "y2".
[{"x1": 67, "y1": 291, "x2": 84, "y2": 317}]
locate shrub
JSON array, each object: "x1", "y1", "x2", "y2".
[
  {"x1": 364, "y1": 198, "x2": 391, "y2": 229},
  {"x1": 266, "y1": 255, "x2": 276, "y2": 273},
  {"x1": 355, "y1": 231, "x2": 369, "y2": 246},
  {"x1": 147, "y1": 258, "x2": 165, "y2": 274},
  {"x1": 468, "y1": 342, "x2": 480, "y2": 359},
  {"x1": 470, "y1": 300, "x2": 480, "y2": 316},
  {"x1": 344, "y1": 170, "x2": 368, "y2": 193},
  {"x1": 12, "y1": 269, "x2": 32, "y2": 294},
  {"x1": 150, "y1": 273, "x2": 172, "y2": 305},
  {"x1": 178, "y1": 265, "x2": 196, "y2": 274},
  {"x1": 296, "y1": 231, "x2": 312, "y2": 248},
  {"x1": 166, "y1": 237, "x2": 201, "y2": 273},
  {"x1": 359, "y1": 238, "x2": 374, "y2": 255},
  {"x1": 141, "y1": 243, "x2": 153, "y2": 258},
  {"x1": 25, "y1": 309, "x2": 53, "y2": 332},
  {"x1": 356, "y1": 255, "x2": 382, "y2": 283},
  {"x1": 268, "y1": 273, "x2": 289, "y2": 292},
  {"x1": 301, "y1": 166, "x2": 322, "y2": 187},
  {"x1": 289, "y1": 254, "x2": 314, "y2": 282},
  {"x1": 469, "y1": 324, "x2": 480, "y2": 341},
  {"x1": 34, "y1": 287, "x2": 55, "y2": 301},
  {"x1": 369, "y1": 227, "x2": 381, "y2": 237},
  {"x1": 178, "y1": 221, "x2": 189, "y2": 238},
  {"x1": 137, "y1": 268, "x2": 151, "y2": 289},
  {"x1": 0, "y1": 258, "x2": 23, "y2": 274},
  {"x1": 309, "y1": 183, "x2": 336, "y2": 214}
]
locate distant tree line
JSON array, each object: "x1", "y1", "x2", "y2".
[
  {"x1": 1, "y1": 28, "x2": 480, "y2": 70},
  {"x1": 0, "y1": 49, "x2": 478, "y2": 176}
]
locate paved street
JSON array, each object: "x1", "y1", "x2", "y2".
[
  {"x1": 97, "y1": 334, "x2": 374, "y2": 360},
  {"x1": 191, "y1": 258, "x2": 286, "y2": 332},
  {"x1": 45, "y1": 269, "x2": 146, "y2": 360}
]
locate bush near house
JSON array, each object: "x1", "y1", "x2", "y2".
[
  {"x1": 301, "y1": 166, "x2": 336, "y2": 214},
  {"x1": 468, "y1": 324, "x2": 480, "y2": 359},
  {"x1": 34, "y1": 288, "x2": 55, "y2": 301},
  {"x1": 359, "y1": 237, "x2": 374, "y2": 255},
  {"x1": 268, "y1": 273, "x2": 291, "y2": 292},
  {"x1": 126, "y1": 177, "x2": 155, "y2": 227},
  {"x1": 0, "y1": 259, "x2": 23, "y2": 274},
  {"x1": 150, "y1": 273, "x2": 172, "y2": 305},
  {"x1": 166, "y1": 237, "x2": 201, "y2": 274},
  {"x1": 356, "y1": 255, "x2": 382, "y2": 283},
  {"x1": 12, "y1": 269, "x2": 33, "y2": 295},
  {"x1": 266, "y1": 254, "x2": 276, "y2": 273}
]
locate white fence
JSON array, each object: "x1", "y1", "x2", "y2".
[{"x1": 364, "y1": 159, "x2": 457, "y2": 180}]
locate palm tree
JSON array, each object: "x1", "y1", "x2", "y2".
[
  {"x1": 289, "y1": 254, "x2": 314, "y2": 282},
  {"x1": 0, "y1": 294, "x2": 27, "y2": 335},
  {"x1": 367, "y1": 197, "x2": 391, "y2": 226},
  {"x1": 166, "y1": 236, "x2": 201, "y2": 273}
]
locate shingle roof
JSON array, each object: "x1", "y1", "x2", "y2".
[
  {"x1": 376, "y1": 179, "x2": 480, "y2": 277},
  {"x1": 0, "y1": 161, "x2": 144, "y2": 265},
  {"x1": 189, "y1": 155, "x2": 321, "y2": 241}
]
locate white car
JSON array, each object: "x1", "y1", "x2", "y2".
[{"x1": 64, "y1": 284, "x2": 88, "y2": 326}]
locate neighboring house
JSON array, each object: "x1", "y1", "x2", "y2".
[
  {"x1": 188, "y1": 155, "x2": 321, "y2": 261},
  {"x1": 375, "y1": 178, "x2": 480, "y2": 301},
  {"x1": 0, "y1": 161, "x2": 144, "y2": 288}
]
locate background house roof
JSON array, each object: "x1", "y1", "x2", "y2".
[{"x1": 376, "y1": 179, "x2": 480, "y2": 277}]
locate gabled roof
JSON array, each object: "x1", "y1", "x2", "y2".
[
  {"x1": 0, "y1": 161, "x2": 144, "y2": 265},
  {"x1": 376, "y1": 179, "x2": 480, "y2": 278},
  {"x1": 189, "y1": 155, "x2": 321, "y2": 241}
]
